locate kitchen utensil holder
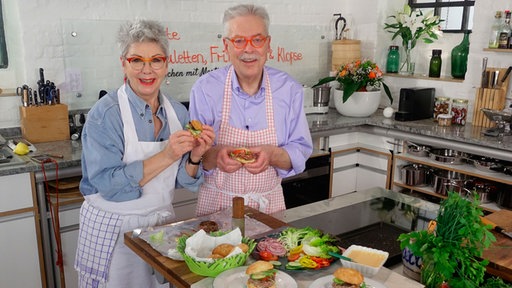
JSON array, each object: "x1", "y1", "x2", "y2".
[
  {"x1": 20, "y1": 104, "x2": 70, "y2": 143},
  {"x1": 473, "y1": 67, "x2": 511, "y2": 128}
]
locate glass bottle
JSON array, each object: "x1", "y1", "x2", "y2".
[
  {"x1": 386, "y1": 45, "x2": 400, "y2": 73},
  {"x1": 429, "y1": 49, "x2": 442, "y2": 78},
  {"x1": 451, "y1": 31, "x2": 470, "y2": 79},
  {"x1": 498, "y1": 10, "x2": 511, "y2": 49},
  {"x1": 489, "y1": 11, "x2": 502, "y2": 49}
]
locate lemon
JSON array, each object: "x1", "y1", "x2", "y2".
[{"x1": 13, "y1": 142, "x2": 30, "y2": 155}]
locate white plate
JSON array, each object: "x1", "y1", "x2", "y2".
[
  {"x1": 309, "y1": 275, "x2": 387, "y2": 288},
  {"x1": 213, "y1": 266, "x2": 297, "y2": 288}
]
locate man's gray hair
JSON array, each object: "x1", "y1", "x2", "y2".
[
  {"x1": 117, "y1": 19, "x2": 169, "y2": 58},
  {"x1": 223, "y1": 4, "x2": 270, "y2": 36}
]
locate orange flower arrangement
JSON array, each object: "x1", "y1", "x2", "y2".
[{"x1": 313, "y1": 59, "x2": 393, "y2": 104}]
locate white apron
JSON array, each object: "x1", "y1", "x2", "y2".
[
  {"x1": 195, "y1": 66, "x2": 285, "y2": 216},
  {"x1": 76, "y1": 84, "x2": 181, "y2": 288}
]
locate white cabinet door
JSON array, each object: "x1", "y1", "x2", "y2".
[{"x1": 0, "y1": 173, "x2": 42, "y2": 288}]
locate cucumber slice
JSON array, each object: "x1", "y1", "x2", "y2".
[
  {"x1": 269, "y1": 260, "x2": 282, "y2": 267},
  {"x1": 285, "y1": 261, "x2": 303, "y2": 270},
  {"x1": 250, "y1": 272, "x2": 267, "y2": 280}
]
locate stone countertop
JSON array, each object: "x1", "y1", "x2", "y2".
[
  {"x1": 307, "y1": 108, "x2": 512, "y2": 152},
  {"x1": 1, "y1": 107, "x2": 511, "y2": 176}
]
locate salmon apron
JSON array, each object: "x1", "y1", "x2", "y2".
[
  {"x1": 196, "y1": 66, "x2": 285, "y2": 216},
  {"x1": 75, "y1": 84, "x2": 181, "y2": 288}
]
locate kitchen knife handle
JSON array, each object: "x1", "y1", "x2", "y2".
[
  {"x1": 501, "y1": 66, "x2": 512, "y2": 83},
  {"x1": 481, "y1": 216, "x2": 505, "y2": 232}
]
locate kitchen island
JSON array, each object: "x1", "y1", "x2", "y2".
[{"x1": 125, "y1": 187, "x2": 430, "y2": 288}]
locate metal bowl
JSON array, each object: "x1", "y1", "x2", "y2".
[
  {"x1": 428, "y1": 148, "x2": 466, "y2": 165},
  {"x1": 481, "y1": 108, "x2": 512, "y2": 122}
]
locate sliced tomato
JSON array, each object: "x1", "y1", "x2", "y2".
[
  {"x1": 309, "y1": 256, "x2": 331, "y2": 268},
  {"x1": 259, "y1": 251, "x2": 278, "y2": 261},
  {"x1": 287, "y1": 253, "x2": 301, "y2": 262}
]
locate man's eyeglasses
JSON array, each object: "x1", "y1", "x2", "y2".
[
  {"x1": 124, "y1": 56, "x2": 167, "y2": 70},
  {"x1": 225, "y1": 35, "x2": 269, "y2": 49}
]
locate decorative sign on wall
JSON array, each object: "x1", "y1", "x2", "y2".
[{"x1": 61, "y1": 19, "x2": 330, "y2": 108}]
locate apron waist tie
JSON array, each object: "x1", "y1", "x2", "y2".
[{"x1": 203, "y1": 182, "x2": 278, "y2": 212}]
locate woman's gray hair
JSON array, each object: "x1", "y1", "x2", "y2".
[
  {"x1": 223, "y1": 4, "x2": 270, "y2": 36},
  {"x1": 117, "y1": 19, "x2": 169, "y2": 58}
]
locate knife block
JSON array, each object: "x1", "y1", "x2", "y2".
[
  {"x1": 20, "y1": 104, "x2": 70, "y2": 143},
  {"x1": 472, "y1": 67, "x2": 511, "y2": 128}
]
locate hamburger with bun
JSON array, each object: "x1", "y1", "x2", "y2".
[
  {"x1": 245, "y1": 260, "x2": 277, "y2": 288},
  {"x1": 332, "y1": 267, "x2": 365, "y2": 288},
  {"x1": 229, "y1": 148, "x2": 256, "y2": 164},
  {"x1": 185, "y1": 120, "x2": 203, "y2": 138}
]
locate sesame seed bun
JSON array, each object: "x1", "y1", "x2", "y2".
[
  {"x1": 245, "y1": 260, "x2": 274, "y2": 275},
  {"x1": 333, "y1": 267, "x2": 364, "y2": 285}
]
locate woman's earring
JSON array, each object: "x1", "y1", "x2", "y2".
[{"x1": 166, "y1": 78, "x2": 171, "y2": 85}]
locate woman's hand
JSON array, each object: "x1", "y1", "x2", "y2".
[
  {"x1": 163, "y1": 130, "x2": 195, "y2": 162},
  {"x1": 189, "y1": 124, "x2": 215, "y2": 162}
]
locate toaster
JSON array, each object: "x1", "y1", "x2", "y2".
[{"x1": 395, "y1": 88, "x2": 436, "y2": 121}]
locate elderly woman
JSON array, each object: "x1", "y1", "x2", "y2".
[{"x1": 74, "y1": 19, "x2": 214, "y2": 288}]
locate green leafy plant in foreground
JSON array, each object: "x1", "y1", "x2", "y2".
[{"x1": 398, "y1": 192, "x2": 496, "y2": 288}]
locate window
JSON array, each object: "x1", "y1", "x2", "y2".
[
  {"x1": 0, "y1": 0, "x2": 7, "y2": 68},
  {"x1": 408, "y1": 0, "x2": 475, "y2": 33}
]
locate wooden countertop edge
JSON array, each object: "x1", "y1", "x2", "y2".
[{"x1": 124, "y1": 206, "x2": 289, "y2": 288}]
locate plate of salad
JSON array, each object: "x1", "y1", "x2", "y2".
[{"x1": 254, "y1": 227, "x2": 340, "y2": 271}]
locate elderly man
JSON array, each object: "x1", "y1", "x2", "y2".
[{"x1": 189, "y1": 4, "x2": 313, "y2": 216}]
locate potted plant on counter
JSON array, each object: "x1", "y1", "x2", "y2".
[
  {"x1": 313, "y1": 59, "x2": 393, "y2": 117},
  {"x1": 398, "y1": 191, "x2": 497, "y2": 288}
]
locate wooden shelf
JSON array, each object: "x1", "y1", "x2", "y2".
[
  {"x1": 483, "y1": 48, "x2": 512, "y2": 53},
  {"x1": 384, "y1": 73, "x2": 464, "y2": 83}
]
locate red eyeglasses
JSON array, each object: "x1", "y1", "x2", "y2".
[
  {"x1": 225, "y1": 35, "x2": 269, "y2": 49},
  {"x1": 124, "y1": 56, "x2": 167, "y2": 70}
]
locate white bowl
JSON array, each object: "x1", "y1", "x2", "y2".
[{"x1": 340, "y1": 245, "x2": 389, "y2": 277}]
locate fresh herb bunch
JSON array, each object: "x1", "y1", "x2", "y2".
[
  {"x1": 398, "y1": 192, "x2": 496, "y2": 288},
  {"x1": 312, "y1": 59, "x2": 393, "y2": 104}
]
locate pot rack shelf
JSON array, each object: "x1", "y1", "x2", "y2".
[
  {"x1": 393, "y1": 152, "x2": 512, "y2": 213},
  {"x1": 384, "y1": 73, "x2": 464, "y2": 83}
]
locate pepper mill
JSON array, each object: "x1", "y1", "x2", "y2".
[{"x1": 232, "y1": 197, "x2": 245, "y2": 236}]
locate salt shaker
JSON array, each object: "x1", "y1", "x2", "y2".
[{"x1": 232, "y1": 197, "x2": 245, "y2": 236}]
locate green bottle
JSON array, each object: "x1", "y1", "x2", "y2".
[
  {"x1": 429, "y1": 49, "x2": 442, "y2": 78},
  {"x1": 451, "y1": 31, "x2": 470, "y2": 79}
]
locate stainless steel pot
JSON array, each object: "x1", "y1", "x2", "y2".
[
  {"x1": 465, "y1": 180, "x2": 496, "y2": 204},
  {"x1": 400, "y1": 164, "x2": 432, "y2": 186},
  {"x1": 407, "y1": 143, "x2": 431, "y2": 157},
  {"x1": 432, "y1": 170, "x2": 467, "y2": 195},
  {"x1": 428, "y1": 148, "x2": 466, "y2": 165},
  {"x1": 497, "y1": 189, "x2": 512, "y2": 209}
]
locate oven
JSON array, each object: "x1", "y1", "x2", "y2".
[{"x1": 282, "y1": 152, "x2": 331, "y2": 208}]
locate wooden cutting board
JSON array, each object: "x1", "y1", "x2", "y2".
[{"x1": 482, "y1": 209, "x2": 512, "y2": 281}]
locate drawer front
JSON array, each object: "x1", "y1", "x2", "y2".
[
  {"x1": 0, "y1": 173, "x2": 33, "y2": 212},
  {"x1": 332, "y1": 168, "x2": 357, "y2": 197}
]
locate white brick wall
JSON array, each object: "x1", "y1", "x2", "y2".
[{"x1": 0, "y1": 0, "x2": 511, "y2": 128}]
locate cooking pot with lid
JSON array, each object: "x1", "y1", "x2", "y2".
[
  {"x1": 497, "y1": 188, "x2": 512, "y2": 209},
  {"x1": 400, "y1": 164, "x2": 432, "y2": 186},
  {"x1": 432, "y1": 170, "x2": 468, "y2": 195},
  {"x1": 406, "y1": 143, "x2": 431, "y2": 157}
]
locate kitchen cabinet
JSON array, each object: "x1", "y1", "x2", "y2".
[
  {"x1": 0, "y1": 172, "x2": 44, "y2": 288},
  {"x1": 392, "y1": 141, "x2": 512, "y2": 213},
  {"x1": 329, "y1": 132, "x2": 393, "y2": 197}
]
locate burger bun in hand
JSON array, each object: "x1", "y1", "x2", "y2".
[
  {"x1": 229, "y1": 148, "x2": 256, "y2": 164},
  {"x1": 185, "y1": 120, "x2": 203, "y2": 138}
]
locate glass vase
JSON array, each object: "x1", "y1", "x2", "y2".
[
  {"x1": 401, "y1": 46, "x2": 415, "y2": 75},
  {"x1": 451, "y1": 31, "x2": 470, "y2": 79}
]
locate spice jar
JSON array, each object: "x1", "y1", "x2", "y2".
[
  {"x1": 434, "y1": 97, "x2": 450, "y2": 121},
  {"x1": 438, "y1": 114, "x2": 452, "y2": 126},
  {"x1": 451, "y1": 98, "x2": 469, "y2": 125}
]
